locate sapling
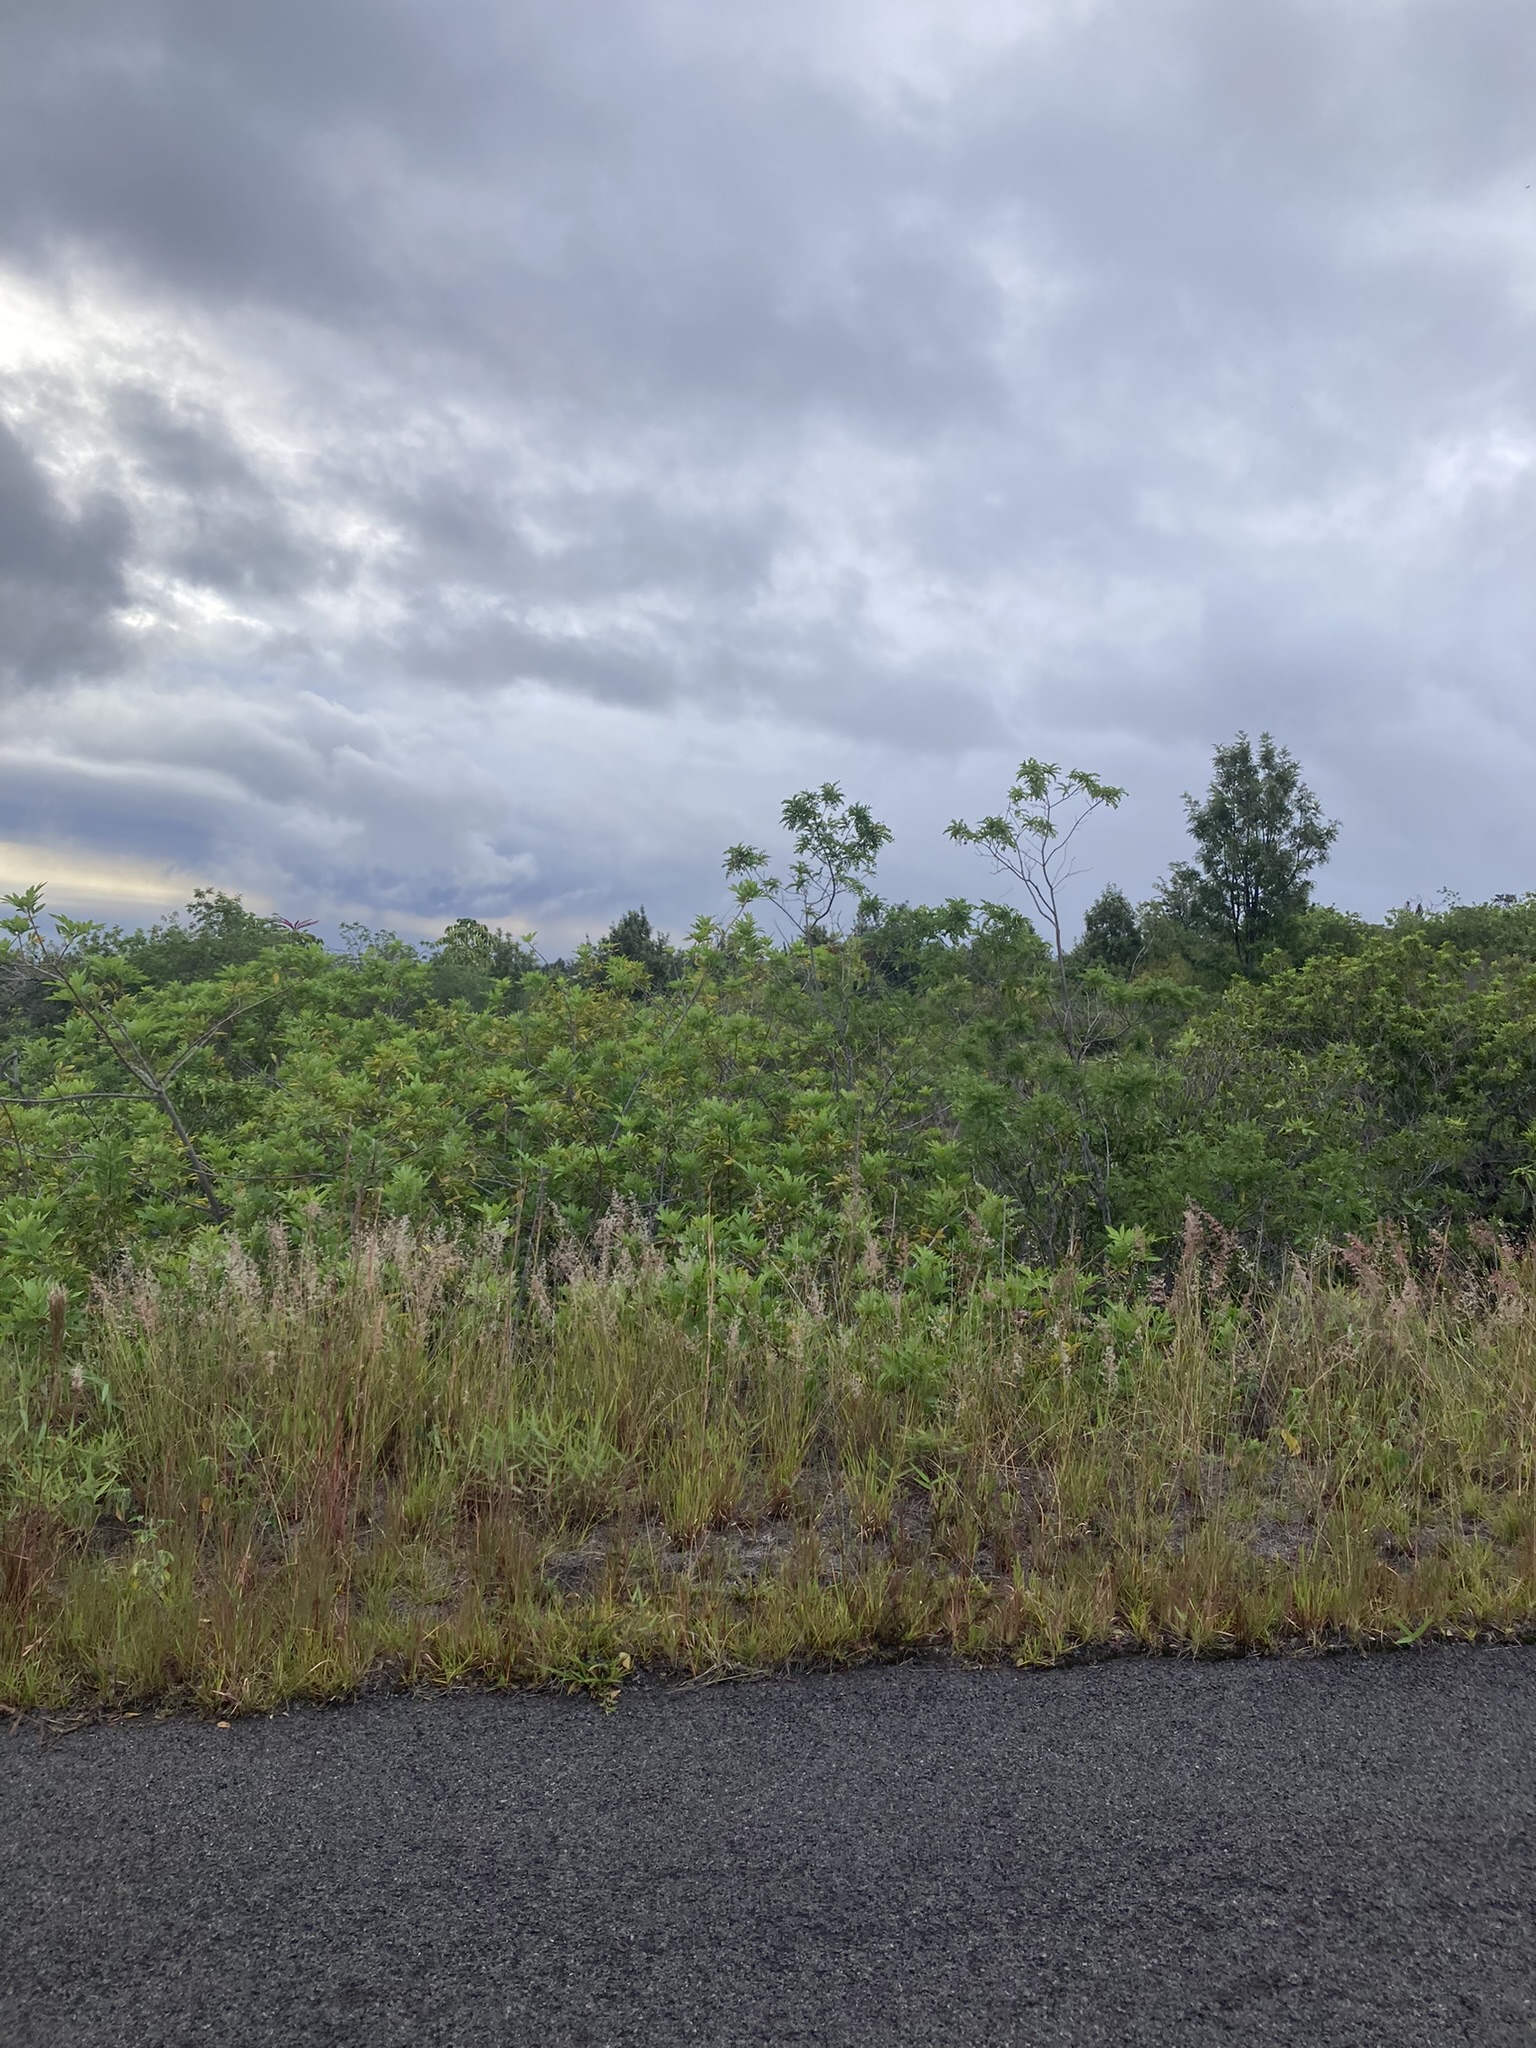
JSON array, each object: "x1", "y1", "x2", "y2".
[
  {"x1": 725, "y1": 783, "x2": 893, "y2": 1110},
  {"x1": 948, "y1": 759, "x2": 1126, "y2": 1060}
]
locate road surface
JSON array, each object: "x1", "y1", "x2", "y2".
[{"x1": 3, "y1": 1649, "x2": 1533, "y2": 2045}]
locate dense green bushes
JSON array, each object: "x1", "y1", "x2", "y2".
[
  {"x1": 3, "y1": 858, "x2": 1536, "y2": 1341},
  {"x1": 2, "y1": 739, "x2": 1534, "y2": 1333}
]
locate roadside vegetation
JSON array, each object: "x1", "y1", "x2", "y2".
[{"x1": 4, "y1": 733, "x2": 1536, "y2": 1710}]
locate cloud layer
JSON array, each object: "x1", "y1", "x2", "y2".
[{"x1": 2, "y1": 0, "x2": 1533, "y2": 940}]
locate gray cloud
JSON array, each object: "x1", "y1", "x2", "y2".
[
  {"x1": 108, "y1": 385, "x2": 355, "y2": 603},
  {"x1": 0, "y1": 0, "x2": 1532, "y2": 938},
  {"x1": 0, "y1": 418, "x2": 133, "y2": 689}
]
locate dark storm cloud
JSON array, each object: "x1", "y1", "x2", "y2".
[
  {"x1": 0, "y1": 418, "x2": 133, "y2": 689},
  {"x1": 0, "y1": 0, "x2": 1532, "y2": 936}
]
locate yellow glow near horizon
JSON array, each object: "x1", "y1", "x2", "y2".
[{"x1": 0, "y1": 842, "x2": 252, "y2": 918}]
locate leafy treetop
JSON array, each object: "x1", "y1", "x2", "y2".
[
  {"x1": 725, "y1": 784, "x2": 893, "y2": 942},
  {"x1": 947, "y1": 759, "x2": 1127, "y2": 968},
  {"x1": 1161, "y1": 732, "x2": 1339, "y2": 973}
]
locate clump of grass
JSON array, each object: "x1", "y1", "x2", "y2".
[{"x1": 2, "y1": 1211, "x2": 1535, "y2": 1714}]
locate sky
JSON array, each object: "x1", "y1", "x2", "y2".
[{"x1": 1, "y1": 0, "x2": 1532, "y2": 949}]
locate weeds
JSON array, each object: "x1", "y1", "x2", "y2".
[{"x1": 2, "y1": 1212, "x2": 1535, "y2": 1714}]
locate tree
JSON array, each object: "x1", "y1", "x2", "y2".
[
  {"x1": 1162, "y1": 732, "x2": 1339, "y2": 974},
  {"x1": 110, "y1": 888, "x2": 315, "y2": 986},
  {"x1": 1075, "y1": 884, "x2": 1142, "y2": 976},
  {"x1": 600, "y1": 908, "x2": 683, "y2": 991},
  {"x1": 853, "y1": 898, "x2": 975, "y2": 992},
  {"x1": 428, "y1": 917, "x2": 540, "y2": 1008},
  {"x1": 947, "y1": 762, "x2": 1130, "y2": 1236},
  {"x1": 723, "y1": 785, "x2": 894, "y2": 1109},
  {"x1": 725, "y1": 784, "x2": 892, "y2": 943},
  {"x1": 947, "y1": 761, "x2": 1127, "y2": 968},
  {"x1": 947, "y1": 760, "x2": 1127, "y2": 1060}
]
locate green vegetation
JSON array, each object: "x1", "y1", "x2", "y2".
[
  {"x1": 1158, "y1": 730, "x2": 1340, "y2": 973},
  {"x1": 3, "y1": 733, "x2": 1535, "y2": 1711},
  {"x1": 2, "y1": 1217, "x2": 1533, "y2": 1714}
]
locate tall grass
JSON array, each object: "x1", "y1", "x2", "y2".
[{"x1": 3, "y1": 1212, "x2": 1535, "y2": 1714}]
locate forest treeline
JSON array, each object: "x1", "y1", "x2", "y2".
[{"x1": 2, "y1": 730, "x2": 1534, "y2": 1329}]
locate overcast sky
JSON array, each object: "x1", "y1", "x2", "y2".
[{"x1": 1, "y1": 0, "x2": 1532, "y2": 946}]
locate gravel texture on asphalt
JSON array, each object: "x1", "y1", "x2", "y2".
[{"x1": 2, "y1": 1648, "x2": 1534, "y2": 2046}]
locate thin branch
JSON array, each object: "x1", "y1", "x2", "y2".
[
  {"x1": 1, "y1": 908, "x2": 265, "y2": 1223},
  {"x1": 3, "y1": 1091, "x2": 141, "y2": 1106},
  {"x1": 161, "y1": 994, "x2": 279, "y2": 1081}
]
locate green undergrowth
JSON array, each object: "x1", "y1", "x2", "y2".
[{"x1": 4, "y1": 1214, "x2": 1535, "y2": 1715}]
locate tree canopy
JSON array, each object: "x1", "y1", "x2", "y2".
[{"x1": 1159, "y1": 732, "x2": 1339, "y2": 972}]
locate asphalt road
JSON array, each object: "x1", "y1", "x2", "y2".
[{"x1": 2, "y1": 1649, "x2": 1534, "y2": 2047}]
